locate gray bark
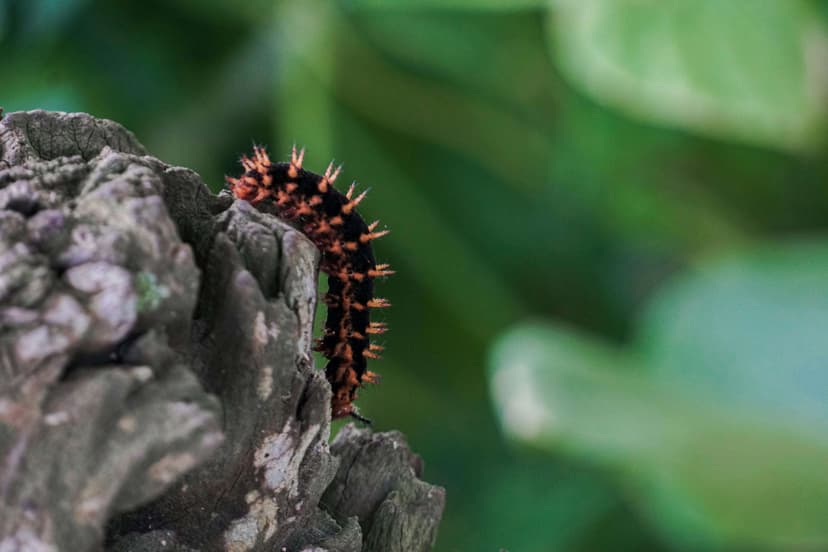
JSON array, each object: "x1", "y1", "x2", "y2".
[{"x1": 0, "y1": 110, "x2": 445, "y2": 552}]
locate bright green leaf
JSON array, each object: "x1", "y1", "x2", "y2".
[
  {"x1": 639, "y1": 240, "x2": 828, "y2": 431},
  {"x1": 490, "y1": 241, "x2": 828, "y2": 547},
  {"x1": 550, "y1": 0, "x2": 828, "y2": 151}
]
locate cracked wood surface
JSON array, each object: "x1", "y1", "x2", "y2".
[{"x1": 0, "y1": 110, "x2": 444, "y2": 552}]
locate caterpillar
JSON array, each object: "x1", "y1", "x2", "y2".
[{"x1": 226, "y1": 146, "x2": 392, "y2": 423}]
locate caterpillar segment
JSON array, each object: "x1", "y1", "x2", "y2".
[{"x1": 228, "y1": 146, "x2": 392, "y2": 422}]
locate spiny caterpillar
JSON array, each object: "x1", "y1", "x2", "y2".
[{"x1": 226, "y1": 146, "x2": 392, "y2": 423}]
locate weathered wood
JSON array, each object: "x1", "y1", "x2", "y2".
[
  {"x1": 322, "y1": 426, "x2": 445, "y2": 552},
  {"x1": 0, "y1": 110, "x2": 444, "y2": 552}
]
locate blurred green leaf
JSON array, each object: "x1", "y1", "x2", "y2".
[
  {"x1": 550, "y1": 0, "x2": 828, "y2": 151},
  {"x1": 639, "y1": 241, "x2": 828, "y2": 430},
  {"x1": 280, "y1": 1, "x2": 554, "y2": 193},
  {"x1": 14, "y1": 0, "x2": 90, "y2": 41},
  {"x1": 276, "y1": 0, "x2": 338, "y2": 160},
  {"x1": 353, "y1": 11, "x2": 553, "y2": 109},
  {"x1": 343, "y1": 0, "x2": 549, "y2": 11},
  {"x1": 167, "y1": 0, "x2": 275, "y2": 22},
  {"x1": 490, "y1": 324, "x2": 667, "y2": 461},
  {"x1": 490, "y1": 241, "x2": 828, "y2": 547}
]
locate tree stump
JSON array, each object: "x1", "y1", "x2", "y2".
[{"x1": 0, "y1": 110, "x2": 445, "y2": 552}]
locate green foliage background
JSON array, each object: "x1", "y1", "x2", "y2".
[{"x1": 4, "y1": 0, "x2": 828, "y2": 550}]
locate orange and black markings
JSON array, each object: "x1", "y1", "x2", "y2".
[{"x1": 227, "y1": 146, "x2": 392, "y2": 423}]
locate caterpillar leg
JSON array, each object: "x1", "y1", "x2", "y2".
[{"x1": 349, "y1": 407, "x2": 372, "y2": 425}]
